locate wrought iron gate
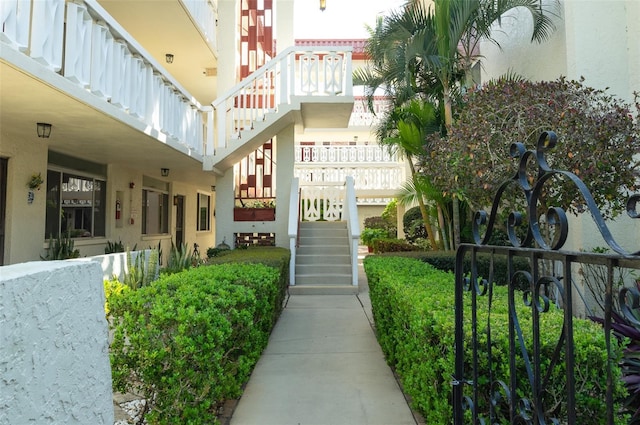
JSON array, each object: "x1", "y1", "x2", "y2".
[{"x1": 453, "y1": 132, "x2": 640, "y2": 424}]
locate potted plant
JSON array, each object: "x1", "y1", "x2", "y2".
[
  {"x1": 27, "y1": 172, "x2": 44, "y2": 190},
  {"x1": 360, "y1": 228, "x2": 387, "y2": 253},
  {"x1": 233, "y1": 199, "x2": 276, "y2": 221}
]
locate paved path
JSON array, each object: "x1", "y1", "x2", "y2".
[{"x1": 229, "y1": 259, "x2": 418, "y2": 425}]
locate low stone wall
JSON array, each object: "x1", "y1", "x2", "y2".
[
  {"x1": 0, "y1": 260, "x2": 114, "y2": 424},
  {"x1": 78, "y1": 249, "x2": 152, "y2": 282}
]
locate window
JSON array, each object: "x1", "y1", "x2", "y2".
[
  {"x1": 142, "y1": 188, "x2": 169, "y2": 235},
  {"x1": 45, "y1": 170, "x2": 106, "y2": 238},
  {"x1": 197, "y1": 193, "x2": 211, "y2": 231}
]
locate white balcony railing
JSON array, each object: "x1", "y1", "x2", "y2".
[
  {"x1": 208, "y1": 46, "x2": 353, "y2": 158},
  {"x1": 294, "y1": 145, "x2": 404, "y2": 197},
  {"x1": 1, "y1": 0, "x2": 209, "y2": 155},
  {"x1": 296, "y1": 144, "x2": 396, "y2": 163},
  {"x1": 349, "y1": 96, "x2": 391, "y2": 127},
  {"x1": 182, "y1": 0, "x2": 218, "y2": 53}
]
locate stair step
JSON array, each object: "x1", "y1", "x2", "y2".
[
  {"x1": 295, "y1": 254, "x2": 351, "y2": 266},
  {"x1": 296, "y1": 264, "x2": 352, "y2": 274},
  {"x1": 299, "y1": 221, "x2": 347, "y2": 228},
  {"x1": 299, "y1": 228, "x2": 348, "y2": 238},
  {"x1": 289, "y1": 284, "x2": 358, "y2": 295},
  {"x1": 296, "y1": 274, "x2": 352, "y2": 286},
  {"x1": 297, "y1": 245, "x2": 350, "y2": 255},
  {"x1": 298, "y1": 236, "x2": 349, "y2": 245},
  {"x1": 299, "y1": 221, "x2": 348, "y2": 237}
]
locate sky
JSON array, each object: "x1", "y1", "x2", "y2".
[{"x1": 293, "y1": 0, "x2": 406, "y2": 39}]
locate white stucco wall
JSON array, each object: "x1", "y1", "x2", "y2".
[
  {"x1": 0, "y1": 135, "x2": 49, "y2": 264},
  {"x1": 480, "y1": 0, "x2": 639, "y2": 103},
  {"x1": 0, "y1": 260, "x2": 114, "y2": 424},
  {"x1": 478, "y1": 0, "x2": 568, "y2": 82}
]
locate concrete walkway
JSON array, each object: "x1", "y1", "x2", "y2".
[{"x1": 229, "y1": 260, "x2": 419, "y2": 425}]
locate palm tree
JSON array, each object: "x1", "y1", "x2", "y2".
[
  {"x1": 355, "y1": 0, "x2": 559, "y2": 249},
  {"x1": 382, "y1": 99, "x2": 440, "y2": 249}
]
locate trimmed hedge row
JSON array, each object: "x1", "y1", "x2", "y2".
[
  {"x1": 380, "y1": 250, "x2": 531, "y2": 291},
  {"x1": 364, "y1": 255, "x2": 626, "y2": 424},
  {"x1": 108, "y1": 251, "x2": 289, "y2": 425}
]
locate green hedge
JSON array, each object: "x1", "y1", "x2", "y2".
[
  {"x1": 379, "y1": 250, "x2": 531, "y2": 291},
  {"x1": 364, "y1": 255, "x2": 627, "y2": 424},
  {"x1": 108, "y1": 256, "x2": 289, "y2": 424}
]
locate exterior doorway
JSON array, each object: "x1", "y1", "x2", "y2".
[{"x1": 174, "y1": 195, "x2": 185, "y2": 247}]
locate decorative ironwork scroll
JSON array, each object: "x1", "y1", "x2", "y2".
[{"x1": 453, "y1": 131, "x2": 640, "y2": 424}]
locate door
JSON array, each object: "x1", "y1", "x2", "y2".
[{"x1": 175, "y1": 195, "x2": 185, "y2": 247}]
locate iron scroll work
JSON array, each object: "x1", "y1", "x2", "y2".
[{"x1": 452, "y1": 131, "x2": 640, "y2": 424}]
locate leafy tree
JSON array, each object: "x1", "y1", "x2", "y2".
[
  {"x1": 355, "y1": 0, "x2": 559, "y2": 248},
  {"x1": 421, "y1": 77, "x2": 640, "y2": 220}
]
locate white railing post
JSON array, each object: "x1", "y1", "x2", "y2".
[
  {"x1": 344, "y1": 176, "x2": 360, "y2": 286},
  {"x1": 288, "y1": 178, "x2": 300, "y2": 286}
]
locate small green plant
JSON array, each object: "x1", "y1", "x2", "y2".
[
  {"x1": 103, "y1": 278, "x2": 128, "y2": 315},
  {"x1": 104, "y1": 239, "x2": 125, "y2": 254},
  {"x1": 360, "y1": 227, "x2": 387, "y2": 248},
  {"x1": 124, "y1": 249, "x2": 158, "y2": 290},
  {"x1": 164, "y1": 241, "x2": 193, "y2": 274},
  {"x1": 42, "y1": 232, "x2": 80, "y2": 260},
  {"x1": 27, "y1": 172, "x2": 44, "y2": 190}
]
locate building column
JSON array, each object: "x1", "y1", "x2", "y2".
[{"x1": 275, "y1": 124, "x2": 295, "y2": 247}]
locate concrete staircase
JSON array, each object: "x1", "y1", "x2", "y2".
[{"x1": 290, "y1": 221, "x2": 358, "y2": 295}]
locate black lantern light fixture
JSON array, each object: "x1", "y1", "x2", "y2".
[
  {"x1": 320, "y1": 0, "x2": 326, "y2": 11},
  {"x1": 165, "y1": 53, "x2": 174, "y2": 64},
  {"x1": 161, "y1": 168, "x2": 170, "y2": 177},
  {"x1": 36, "y1": 122, "x2": 52, "y2": 138}
]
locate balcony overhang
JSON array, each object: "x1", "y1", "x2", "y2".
[
  {"x1": 207, "y1": 95, "x2": 354, "y2": 173},
  {"x1": 296, "y1": 96, "x2": 355, "y2": 129}
]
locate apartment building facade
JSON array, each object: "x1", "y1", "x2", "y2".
[{"x1": 2, "y1": 0, "x2": 400, "y2": 266}]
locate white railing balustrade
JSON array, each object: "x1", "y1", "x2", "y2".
[
  {"x1": 296, "y1": 144, "x2": 396, "y2": 163},
  {"x1": 295, "y1": 166, "x2": 404, "y2": 191},
  {"x1": 1, "y1": 0, "x2": 206, "y2": 156},
  {"x1": 182, "y1": 0, "x2": 218, "y2": 52},
  {"x1": 349, "y1": 96, "x2": 391, "y2": 127},
  {"x1": 299, "y1": 182, "x2": 346, "y2": 222},
  {"x1": 208, "y1": 46, "x2": 353, "y2": 157}
]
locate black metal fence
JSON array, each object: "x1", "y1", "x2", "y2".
[{"x1": 453, "y1": 131, "x2": 640, "y2": 424}]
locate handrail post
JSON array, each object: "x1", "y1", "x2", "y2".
[
  {"x1": 344, "y1": 176, "x2": 360, "y2": 286},
  {"x1": 288, "y1": 177, "x2": 300, "y2": 286}
]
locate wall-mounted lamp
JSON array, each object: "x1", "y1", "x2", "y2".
[
  {"x1": 165, "y1": 53, "x2": 174, "y2": 64},
  {"x1": 319, "y1": 0, "x2": 326, "y2": 11},
  {"x1": 211, "y1": 185, "x2": 216, "y2": 192},
  {"x1": 36, "y1": 122, "x2": 52, "y2": 138},
  {"x1": 129, "y1": 182, "x2": 135, "y2": 189},
  {"x1": 161, "y1": 168, "x2": 170, "y2": 177}
]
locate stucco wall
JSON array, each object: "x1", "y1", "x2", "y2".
[
  {"x1": 0, "y1": 260, "x2": 114, "y2": 424},
  {"x1": 0, "y1": 135, "x2": 49, "y2": 264}
]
